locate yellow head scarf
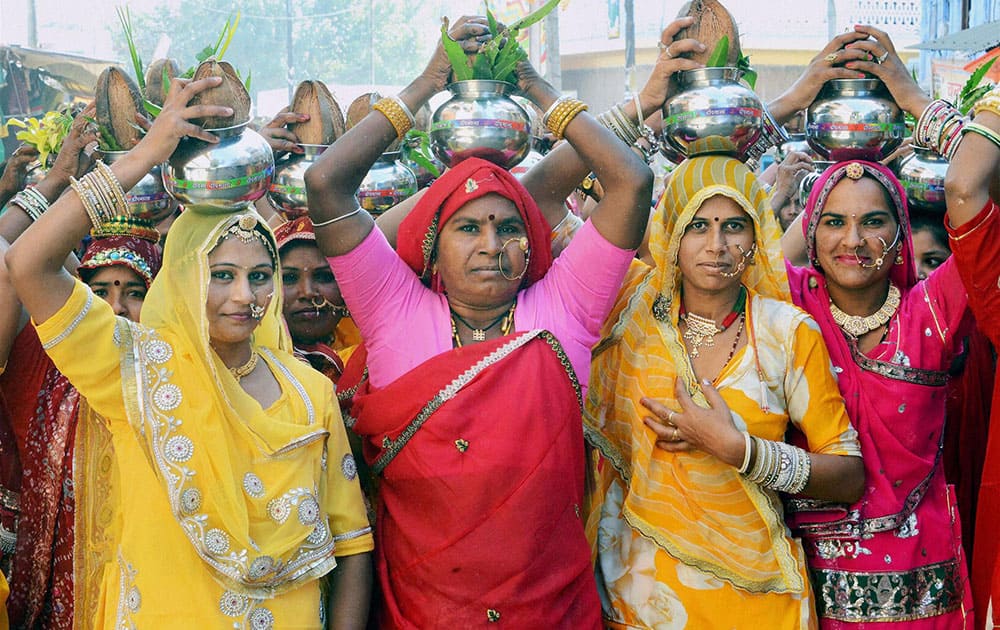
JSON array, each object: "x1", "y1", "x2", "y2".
[
  {"x1": 114, "y1": 209, "x2": 337, "y2": 596},
  {"x1": 585, "y1": 156, "x2": 801, "y2": 593}
]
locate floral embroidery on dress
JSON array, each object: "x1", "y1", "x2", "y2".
[
  {"x1": 153, "y1": 383, "x2": 182, "y2": 411},
  {"x1": 812, "y1": 539, "x2": 873, "y2": 560},
  {"x1": 180, "y1": 488, "x2": 202, "y2": 514},
  {"x1": 165, "y1": 435, "x2": 194, "y2": 462},
  {"x1": 119, "y1": 324, "x2": 338, "y2": 596},
  {"x1": 341, "y1": 454, "x2": 357, "y2": 481},
  {"x1": 895, "y1": 512, "x2": 919, "y2": 539},
  {"x1": 205, "y1": 528, "x2": 231, "y2": 554},
  {"x1": 242, "y1": 473, "x2": 265, "y2": 498},
  {"x1": 116, "y1": 552, "x2": 140, "y2": 629},
  {"x1": 892, "y1": 349, "x2": 912, "y2": 367},
  {"x1": 219, "y1": 590, "x2": 250, "y2": 617},
  {"x1": 248, "y1": 607, "x2": 275, "y2": 629}
]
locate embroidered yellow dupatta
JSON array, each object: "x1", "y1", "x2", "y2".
[
  {"x1": 585, "y1": 156, "x2": 801, "y2": 593},
  {"x1": 113, "y1": 210, "x2": 336, "y2": 597}
]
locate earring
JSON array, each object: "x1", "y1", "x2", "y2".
[{"x1": 895, "y1": 246, "x2": 904, "y2": 265}]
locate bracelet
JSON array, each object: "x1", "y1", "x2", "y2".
[
  {"x1": 311, "y1": 207, "x2": 363, "y2": 227},
  {"x1": 962, "y1": 122, "x2": 1000, "y2": 151},
  {"x1": 742, "y1": 436, "x2": 811, "y2": 494},
  {"x1": 70, "y1": 173, "x2": 116, "y2": 229},
  {"x1": 744, "y1": 106, "x2": 789, "y2": 167},
  {"x1": 973, "y1": 85, "x2": 1000, "y2": 119},
  {"x1": 95, "y1": 161, "x2": 128, "y2": 215},
  {"x1": 372, "y1": 97, "x2": 413, "y2": 139},
  {"x1": 10, "y1": 187, "x2": 49, "y2": 222},
  {"x1": 547, "y1": 98, "x2": 588, "y2": 140},
  {"x1": 542, "y1": 96, "x2": 572, "y2": 129},
  {"x1": 737, "y1": 431, "x2": 753, "y2": 474}
]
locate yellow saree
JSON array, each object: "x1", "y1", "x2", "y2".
[
  {"x1": 35, "y1": 210, "x2": 372, "y2": 628},
  {"x1": 585, "y1": 157, "x2": 860, "y2": 628}
]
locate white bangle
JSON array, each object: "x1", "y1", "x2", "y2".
[
  {"x1": 632, "y1": 91, "x2": 645, "y2": 126},
  {"x1": 312, "y1": 207, "x2": 363, "y2": 227},
  {"x1": 738, "y1": 431, "x2": 753, "y2": 474}
]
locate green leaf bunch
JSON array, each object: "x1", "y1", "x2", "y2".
[
  {"x1": 704, "y1": 36, "x2": 757, "y2": 89},
  {"x1": 400, "y1": 129, "x2": 441, "y2": 178},
  {"x1": 441, "y1": 0, "x2": 561, "y2": 84},
  {"x1": 957, "y1": 57, "x2": 996, "y2": 115}
]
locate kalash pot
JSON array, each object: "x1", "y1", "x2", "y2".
[
  {"x1": 356, "y1": 152, "x2": 418, "y2": 217},
  {"x1": 269, "y1": 144, "x2": 327, "y2": 212},
  {"x1": 163, "y1": 123, "x2": 274, "y2": 212},
  {"x1": 99, "y1": 150, "x2": 175, "y2": 222},
  {"x1": 661, "y1": 67, "x2": 763, "y2": 162},
  {"x1": 430, "y1": 80, "x2": 532, "y2": 170},
  {"x1": 806, "y1": 78, "x2": 905, "y2": 161},
  {"x1": 897, "y1": 147, "x2": 948, "y2": 212}
]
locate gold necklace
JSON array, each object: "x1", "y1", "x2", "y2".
[
  {"x1": 229, "y1": 351, "x2": 259, "y2": 380},
  {"x1": 451, "y1": 301, "x2": 517, "y2": 348},
  {"x1": 829, "y1": 283, "x2": 901, "y2": 338}
]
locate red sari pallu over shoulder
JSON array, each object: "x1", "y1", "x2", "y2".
[{"x1": 345, "y1": 330, "x2": 602, "y2": 629}]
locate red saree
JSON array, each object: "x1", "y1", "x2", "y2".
[
  {"x1": 7, "y1": 365, "x2": 79, "y2": 630},
  {"x1": 347, "y1": 330, "x2": 601, "y2": 629}
]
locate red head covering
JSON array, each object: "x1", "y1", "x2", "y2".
[
  {"x1": 78, "y1": 216, "x2": 163, "y2": 288},
  {"x1": 396, "y1": 157, "x2": 553, "y2": 292},
  {"x1": 274, "y1": 215, "x2": 316, "y2": 251}
]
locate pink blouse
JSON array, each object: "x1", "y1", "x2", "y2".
[{"x1": 329, "y1": 220, "x2": 635, "y2": 393}]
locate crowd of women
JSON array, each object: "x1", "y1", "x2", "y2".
[{"x1": 0, "y1": 11, "x2": 997, "y2": 630}]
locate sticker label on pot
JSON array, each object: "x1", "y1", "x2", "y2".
[
  {"x1": 431, "y1": 119, "x2": 528, "y2": 132},
  {"x1": 664, "y1": 107, "x2": 762, "y2": 126},
  {"x1": 357, "y1": 188, "x2": 417, "y2": 199},
  {"x1": 270, "y1": 183, "x2": 305, "y2": 196},
  {"x1": 807, "y1": 122, "x2": 906, "y2": 137},
  {"x1": 164, "y1": 164, "x2": 274, "y2": 190},
  {"x1": 127, "y1": 191, "x2": 170, "y2": 203}
]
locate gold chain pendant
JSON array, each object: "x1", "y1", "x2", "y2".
[
  {"x1": 829, "y1": 284, "x2": 901, "y2": 338},
  {"x1": 681, "y1": 312, "x2": 722, "y2": 358}
]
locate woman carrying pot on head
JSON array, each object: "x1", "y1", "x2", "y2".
[
  {"x1": 304, "y1": 16, "x2": 652, "y2": 628},
  {"x1": 5, "y1": 75, "x2": 373, "y2": 629},
  {"x1": 781, "y1": 26, "x2": 982, "y2": 628},
  {"x1": 585, "y1": 152, "x2": 864, "y2": 628}
]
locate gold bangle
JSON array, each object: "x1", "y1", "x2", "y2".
[
  {"x1": 70, "y1": 176, "x2": 106, "y2": 229},
  {"x1": 552, "y1": 101, "x2": 588, "y2": 139},
  {"x1": 973, "y1": 95, "x2": 1000, "y2": 120},
  {"x1": 372, "y1": 97, "x2": 413, "y2": 139},
  {"x1": 544, "y1": 98, "x2": 577, "y2": 133},
  {"x1": 95, "y1": 161, "x2": 129, "y2": 216}
]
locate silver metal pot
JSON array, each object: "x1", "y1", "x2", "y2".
[
  {"x1": 805, "y1": 78, "x2": 905, "y2": 161},
  {"x1": 430, "y1": 80, "x2": 532, "y2": 170},
  {"x1": 777, "y1": 133, "x2": 822, "y2": 162},
  {"x1": 269, "y1": 144, "x2": 327, "y2": 211},
  {"x1": 99, "y1": 150, "x2": 175, "y2": 222},
  {"x1": 356, "y1": 152, "x2": 418, "y2": 217},
  {"x1": 163, "y1": 123, "x2": 274, "y2": 213},
  {"x1": 898, "y1": 147, "x2": 948, "y2": 211},
  {"x1": 661, "y1": 67, "x2": 762, "y2": 162},
  {"x1": 797, "y1": 160, "x2": 836, "y2": 208}
]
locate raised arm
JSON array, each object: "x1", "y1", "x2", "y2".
[
  {"x1": 0, "y1": 106, "x2": 98, "y2": 245},
  {"x1": 305, "y1": 17, "x2": 488, "y2": 257},
  {"x1": 521, "y1": 16, "x2": 703, "y2": 229},
  {"x1": 946, "y1": 102, "x2": 1000, "y2": 228},
  {"x1": 6, "y1": 77, "x2": 232, "y2": 325}
]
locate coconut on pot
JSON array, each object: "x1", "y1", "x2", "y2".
[
  {"x1": 288, "y1": 80, "x2": 346, "y2": 145},
  {"x1": 187, "y1": 58, "x2": 252, "y2": 129},
  {"x1": 95, "y1": 66, "x2": 146, "y2": 150}
]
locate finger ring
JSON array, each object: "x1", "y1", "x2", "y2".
[
  {"x1": 877, "y1": 51, "x2": 889, "y2": 64},
  {"x1": 667, "y1": 410, "x2": 677, "y2": 425},
  {"x1": 824, "y1": 53, "x2": 838, "y2": 63},
  {"x1": 658, "y1": 42, "x2": 672, "y2": 59},
  {"x1": 671, "y1": 427, "x2": 680, "y2": 442}
]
